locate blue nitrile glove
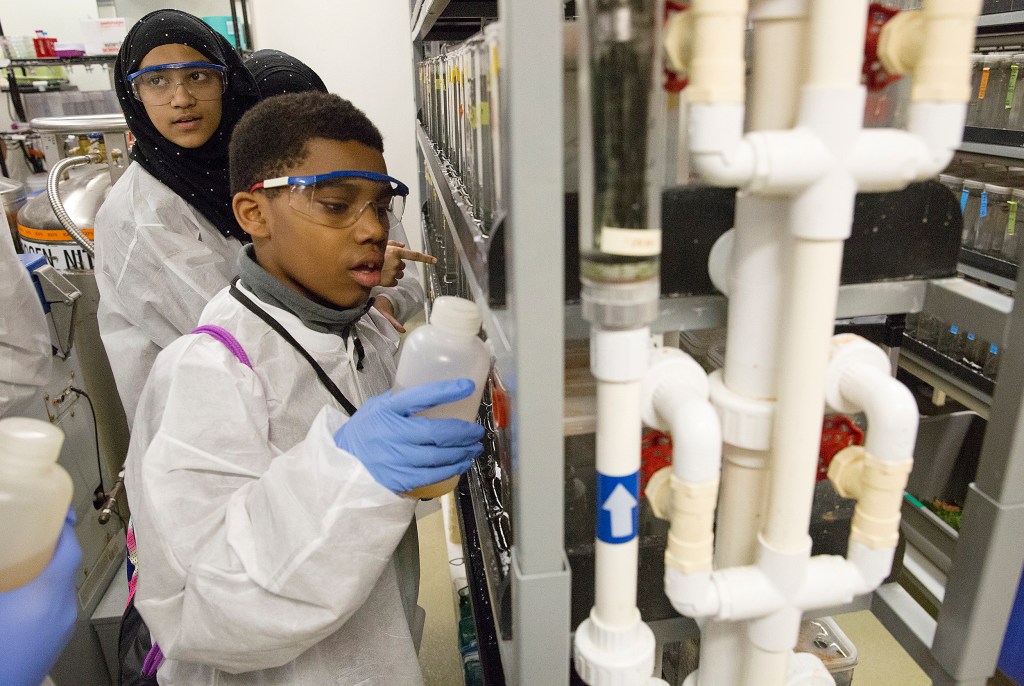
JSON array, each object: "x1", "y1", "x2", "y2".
[
  {"x1": 0, "y1": 508, "x2": 82, "y2": 686},
  {"x1": 334, "y1": 378, "x2": 485, "y2": 493}
]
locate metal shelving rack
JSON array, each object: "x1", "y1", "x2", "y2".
[
  {"x1": 413, "y1": 1, "x2": 572, "y2": 683},
  {"x1": 873, "y1": 11, "x2": 1024, "y2": 684}
]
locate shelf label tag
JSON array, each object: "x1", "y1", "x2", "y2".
[
  {"x1": 597, "y1": 472, "x2": 639, "y2": 544},
  {"x1": 961, "y1": 188, "x2": 969, "y2": 213},
  {"x1": 980, "y1": 67, "x2": 991, "y2": 100},
  {"x1": 981, "y1": 190, "x2": 988, "y2": 218}
]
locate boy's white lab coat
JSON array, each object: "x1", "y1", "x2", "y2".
[
  {"x1": 125, "y1": 281, "x2": 424, "y2": 685},
  {"x1": 96, "y1": 162, "x2": 425, "y2": 425}
]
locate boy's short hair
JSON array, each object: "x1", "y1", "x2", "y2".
[{"x1": 230, "y1": 92, "x2": 384, "y2": 194}]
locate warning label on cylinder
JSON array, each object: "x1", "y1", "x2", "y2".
[
  {"x1": 596, "y1": 471, "x2": 639, "y2": 544},
  {"x1": 19, "y1": 238, "x2": 95, "y2": 271}
]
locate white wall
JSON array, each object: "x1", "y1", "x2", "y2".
[{"x1": 248, "y1": 0, "x2": 422, "y2": 250}]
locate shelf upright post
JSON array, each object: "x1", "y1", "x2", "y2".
[
  {"x1": 498, "y1": 0, "x2": 572, "y2": 683},
  {"x1": 929, "y1": 265, "x2": 1024, "y2": 683}
]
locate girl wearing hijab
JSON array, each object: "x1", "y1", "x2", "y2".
[
  {"x1": 243, "y1": 49, "x2": 435, "y2": 332},
  {"x1": 243, "y1": 48, "x2": 328, "y2": 97},
  {"x1": 94, "y1": 10, "x2": 259, "y2": 423}
]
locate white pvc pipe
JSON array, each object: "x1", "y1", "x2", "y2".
[
  {"x1": 660, "y1": 390, "x2": 722, "y2": 485},
  {"x1": 805, "y1": 0, "x2": 869, "y2": 89},
  {"x1": 840, "y1": 366, "x2": 919, "y2": 463},
  {"x1": 688, "y1": 104, "x2": 756, "y2": 187},
  {"x1": 594, "y1": 378, "x2": 642, "y2": 627},
  {"x1": 688, "y1": 0, "x2": 750, "y2": 105},
  {"x1": 713, "y1": 445, "x2": 769, "y2": 568},
  {"x1": 763, "y1": 239, "x2": 844, "y2": 554},
  {"x1": 743, "y1": 645, "x2": 790, "y2": 686},
  {"x1": 723, "y1": 196, "x2": 788, "y2": 399},
  {"x1": 747, "y1": 0, "x2": 808, "y2": 130}
]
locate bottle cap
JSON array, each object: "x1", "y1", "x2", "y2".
[
  {"x1": 950, "y1": 325, "x2": 959, "y2": 334},
  {"x1": 430, "y1": 296, "x2": 482, "y2": 335},
  {"x1": 0, "y1": 418, "x2": 64, "y2": 467}
]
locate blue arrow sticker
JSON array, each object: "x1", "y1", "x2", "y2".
[{"x1": 596, "y1": 471, "x2": 639, "y2": 544}]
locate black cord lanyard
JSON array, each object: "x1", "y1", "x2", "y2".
[{"x1": 229, "y1": 278, "x2": 359, "y2": 416}]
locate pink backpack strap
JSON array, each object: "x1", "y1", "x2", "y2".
[{"x1": 191, "y1": 325, "x2": 253, "y2": 369}]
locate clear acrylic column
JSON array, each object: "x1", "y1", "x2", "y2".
[{"x1": 574, "y1": 1, "x2": 667, "y2": 684}]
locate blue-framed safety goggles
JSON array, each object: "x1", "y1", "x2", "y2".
[
  {"x1": 250, "y1": 170, "x2": 410, "y2": 230},
  {"x1": 126, "y1": 61, "x2": 229, "y2": 104}
]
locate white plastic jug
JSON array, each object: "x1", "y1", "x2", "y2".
[
  {"x1": 0, "y1": 418, "x2": 72, "y2": 592},
  {"x1": 394, "y1": 296, "x2": 491, "y2": 498}
]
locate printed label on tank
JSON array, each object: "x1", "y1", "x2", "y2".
[
  {"x1": 20, "y1": 238, "x2": 95, "y2": 271},
  {"x1": 18, "y1": 224, "x2": 94, "y2": 242},
  {"x1": 596, "y1": 471, "x2": 639, "y2": 544},
  {"x1": 600, "y1": 227, "x2": 662, "y2": 256}
]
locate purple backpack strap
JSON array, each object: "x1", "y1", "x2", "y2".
[
  {"x1": 191, "y1": 325, "x2": 253, "y2": 369},
  {"x1": 142, "y1": 643, "x2": 165, "y2": 678}
]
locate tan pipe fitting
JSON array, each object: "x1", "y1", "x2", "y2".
[{"x1": 665, "y1": 476, "x2": 719, "y2": 573}]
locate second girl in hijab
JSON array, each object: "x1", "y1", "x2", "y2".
[
  {"x1": 95, "y1": 9, "x2": 260, "y2": 422},
  {"x1": 96, "y1": 13, "x2": 433, "y2": 423}
]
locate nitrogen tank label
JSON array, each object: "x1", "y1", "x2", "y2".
[
  {"x1": 596, "y1": 471, "x2": 639, "y2": 544},
  {"x1": 20, "y1": 238, "x2": 95, "y2": 271}
]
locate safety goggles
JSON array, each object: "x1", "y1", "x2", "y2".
[
  {"x1": 250, "y1": 170, "x2": 410, "y2": 230},
  {"x1": 126, "y1": 61, "x2": 228, "y2": 106}
]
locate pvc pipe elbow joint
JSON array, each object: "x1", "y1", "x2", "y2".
[
  {"x1": 688, "y1": 104, "x2": 756, "y2": 188},
  {"x1": 907, "y1": 101, "x2": 968, "y2": 179},
  {"x1": 825, "y1": 334, "x2": 918, "y2": 463},
  {"x1": 665, "y1": 566, "x2": 721, "y2": 618}
]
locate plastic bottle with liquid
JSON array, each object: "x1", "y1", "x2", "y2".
[
  {"x1": 393, "y1": 296, "x2": 492, "y2": 499},
  {"x1": 0, "y1": 418, "x2": 72, "y2": 592}
]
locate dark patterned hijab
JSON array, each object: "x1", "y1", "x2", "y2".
[
  {"x1": 244, "y1": 49, "x2": 328, "y2": 98},
  {"x1": 114, "y1": 9, "x2": 258, "y2": 241}
]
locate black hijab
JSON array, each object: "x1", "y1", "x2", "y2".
[
  {"x1": 114, "y1": 10, "x2": 259, "y2": 241},
  {"x1": 243, "y1": 49, "x2": 328, "y2": 98}
]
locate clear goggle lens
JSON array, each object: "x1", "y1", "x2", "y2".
[
  {"x1": 130, "y1": 65, "x2": 227, "y2": 105},
  {"x1": 287, "y1": 181, "x2": 407, "y2": 230}
]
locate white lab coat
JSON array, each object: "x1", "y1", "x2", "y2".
[
  {"x1": 96, "y1": 163, "x2": 425, "y2": 424},
  {"x1": 0, "y1": 215, "x2": 51, "y2": 417},
  {"x1": 125, "y1": 281, "x2": 424, "y2": 685}
]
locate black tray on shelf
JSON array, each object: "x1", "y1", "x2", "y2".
[
  {"x1": 902, "y1": 334, "x2": 996, "y2": 397},
  {"x1": 960, "y1": 246, "x2": 1019, "y2": 283}
]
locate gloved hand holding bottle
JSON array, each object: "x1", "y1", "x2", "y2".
[
  {"x1": 334, "y1": 378, "x2": 485, "y2": 494},
  {"x1": 0, "y1": 509, "x2": 82, "y2": 686}
]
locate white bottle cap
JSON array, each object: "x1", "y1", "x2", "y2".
[
  {"x1": 430, "y1": 296, "x2": 482, "y2": 335},
  {"x1": 0, "y1": 418, "x2": 65, "y2": 467}
]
